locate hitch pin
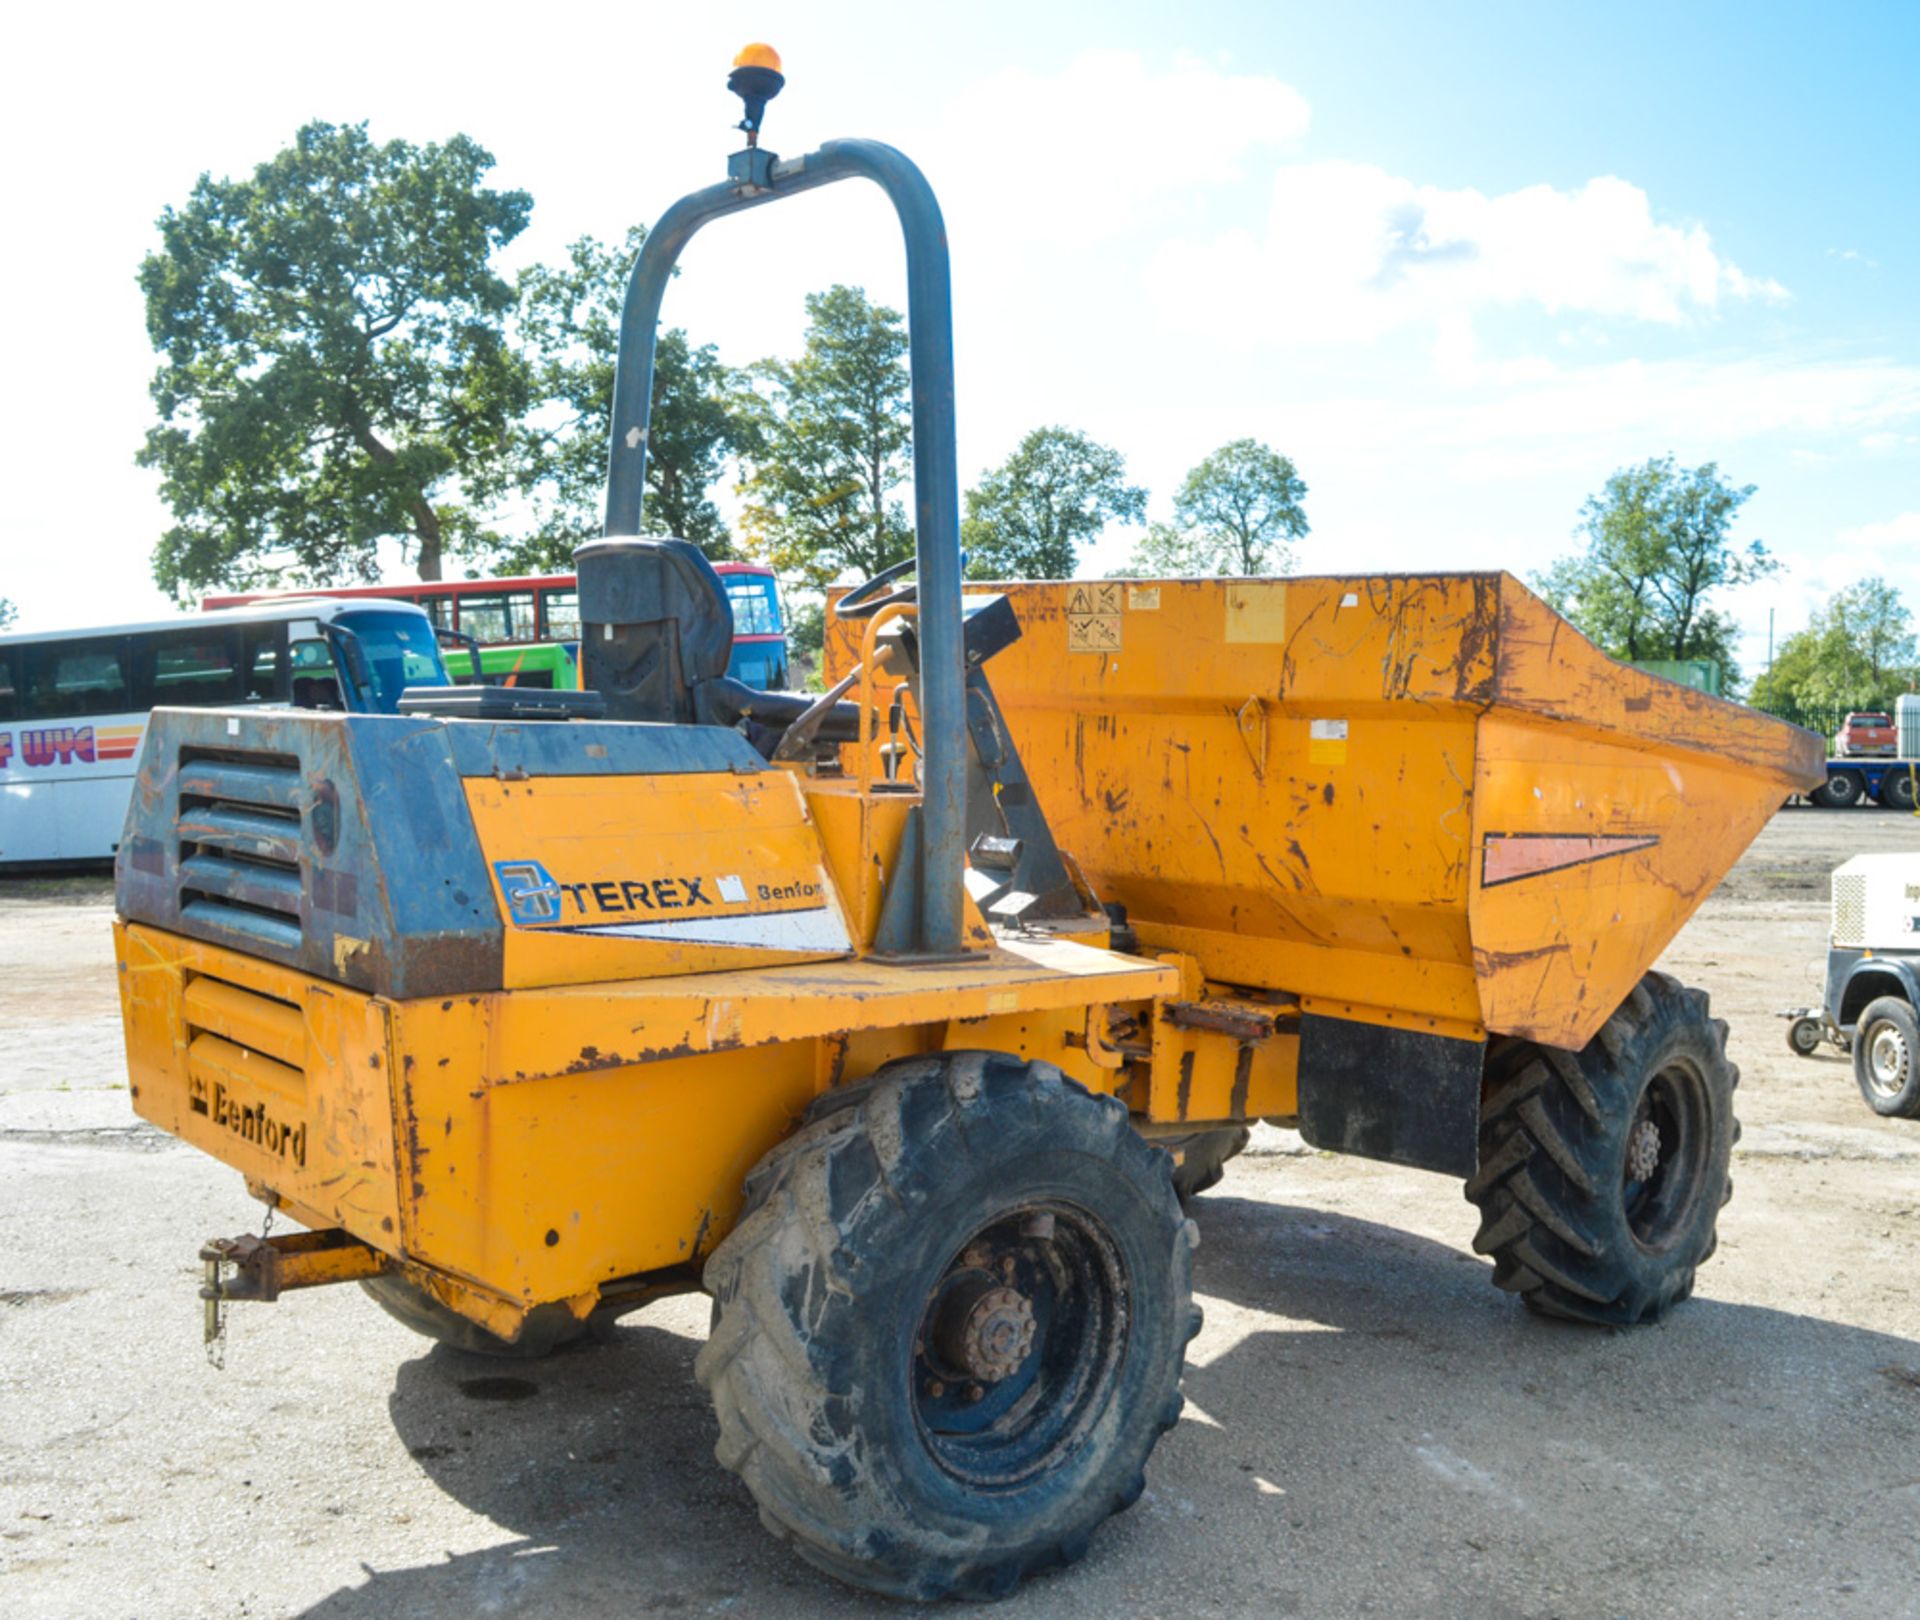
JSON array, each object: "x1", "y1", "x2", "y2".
[{"x1": 199, "y1": 1244, "x2": 225, "y2": 1344}]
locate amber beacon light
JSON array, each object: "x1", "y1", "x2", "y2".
[{"x1": 727, "y1": 44, "x2": 785, "y2": 145}]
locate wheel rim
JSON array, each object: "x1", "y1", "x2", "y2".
[
  {"x1": 1791, "y1": 1021, "x2": 1820, "y2": 1054},
  {"x1": 910, "y1": 1201, "x2": 1129, "y2": 1488},
  {"x1": 1622, "y1": 1061, "x2": 1713, "y2": 1253},
  {"x1": 1865, "y1": 1020, "x2": 1912, "y2": 1098}
]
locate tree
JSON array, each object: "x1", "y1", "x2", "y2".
[
  {"x1": 0, "y1": 598, "x2": 15, "y2": 631},
  {"x1": 738, "y1": 286, "x2": 913, "y2": 589},
  {"x1": 504, "y1": 227, "x2": 742, "y2": 569},
  {"x1": 1121, "y1": 439, "x2": 1308, "y2": 575},
  {"x1": 960, "y1": 427, "x2": 1146, "y2": 580},
  {"x1": 1534, "y1": 456, "x2": 1776, "y2": 682},
  {"x1": 1751, "y1": 577, "x2": 1918, "y2": 716},
  {"x1": 138, "y1": 121, "x2": 532, "y2": 595}
]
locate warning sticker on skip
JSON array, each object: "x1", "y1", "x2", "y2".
[
  {"x1": 1308, "y1": 718, "x2": 1348, "y2": 765},
  {"x1": 1068, "y1": 614, "x2": 1122, "y2": 653}
]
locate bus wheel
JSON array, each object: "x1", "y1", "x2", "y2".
[{"x1": 697, "y1": 1053, "x2": 1199, "y2": 1601}]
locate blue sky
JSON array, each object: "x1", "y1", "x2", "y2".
[{"x1": 4, "y1": 0, "x2": 1915, "y2": 682}]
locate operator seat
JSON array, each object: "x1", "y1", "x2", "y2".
[{"x1": 576, "y1": 537, "x2": 857, "y2": 752}]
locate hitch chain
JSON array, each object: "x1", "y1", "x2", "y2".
[{"x1": 201, "y1": 1201, "x2": 276, "y2": 1369}]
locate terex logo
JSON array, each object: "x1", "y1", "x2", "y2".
[
  {"x1": 493, "y1": 858, "x2": 781, "y2": 927},
  {"x1": 187, "y1": 1074, "x2": 308, "y2": 1166}
]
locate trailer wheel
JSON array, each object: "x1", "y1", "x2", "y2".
[
  {"x1": 1853, "y1": 996, "x2": 1920, "y2": 1118},
  {"x1": 1163, "y1": 1126, "x2": 1253, "y2": 1201},
  {"x1": 697, "y1": 1053, "x2": 1198, "y2": 1601},
  {"x1": 1786, "y1": 1016, "x2": 1823, "y2": 1058},
  {"x1": 1821, "y1": 770, "x2": 1866, "y2": 808},
  {"x1": 1465, "y1": 973, "x2": 1737, "y2": 1325},
  {"x1": 1877, "y1": 769, "x2": 1917, "y2": 811},
  {"x1": 360, "y1": 1274, "x2": 594, "y2": 1360}
]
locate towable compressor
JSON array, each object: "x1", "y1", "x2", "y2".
[{"x1": 114, "y1": 49, "x2": 1825, "y2": 1601}]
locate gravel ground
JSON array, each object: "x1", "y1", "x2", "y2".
[{"x1": 1, "y1": 808, "x2": 1916, "y2": 1619}]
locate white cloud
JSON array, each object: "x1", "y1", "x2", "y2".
[
  {"x1": 937, "y1": 51, "x2": 1311, "y2": 244},
  {"x1": 1147, "y1": 162, "x2": 1787, "y2": 346}
]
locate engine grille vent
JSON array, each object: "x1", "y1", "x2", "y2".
[
  {"x1": 1832, "y1": 871, "x2": 1867, "y2": 947},
  {"x1": 176, "y1": 747, "x2": 305, "y2": 952}
]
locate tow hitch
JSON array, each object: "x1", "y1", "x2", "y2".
[{"x1": 199, "y1": 1229, "x2": 390, "y2": 1345}]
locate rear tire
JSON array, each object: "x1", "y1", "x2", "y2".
[
  {"x1": 697, "y1": 1053, "x2": 1198, "y2": 1601},
  {"x1": 1877, "y1": 769, "x2": 1917, "y2": 811},
  {"x1": 1164, "y1": 1126, "x2": 1252, "y2": 1201},
  {"x1": 361, "y1": 1274, "x2": 594, "y2": 1360},
  {"x1": 1465, "y1": 973, "x2": 1737, "y2": 1325},
  {"x1": 1853, "y1": 996, "x2": 1920, "y2": 1118}
]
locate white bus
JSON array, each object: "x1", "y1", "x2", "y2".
[{"x1": 0, "y1": 599, "x2": 450, "y2": 869}]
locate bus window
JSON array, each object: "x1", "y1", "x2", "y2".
[
  {"x1": 333, "y1": 609, "x2": 449, "y2": 711},
  {"x1": 135, "y1": 626, "x2": 242, "y2": 710},
  {"x1": 418, "y1": 596, "x2": 453, "y2": 629},
  {"x1": 725, "y1": 577, "x2": 781, "y2": 636},
  {"x1": 21, "y1": 639, "x2": 131, "y2": 719},
  {"x1": 0, "y1": 650, "x2": 17, "y2": 721},
  {"x1": 541, "y1": 588, "x2": 580, "y2": 641},
  {"x1": 457, "y1": 591, "x2": 537, "y2": 643},
  {"x1": 241, "y1": 625, "x2": 286, "y2": 703}
]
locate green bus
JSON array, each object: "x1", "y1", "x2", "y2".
[{"x1": 442, "y1": 641, "x2": 578, "y2": 690}]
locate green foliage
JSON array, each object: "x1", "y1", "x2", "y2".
[
  {"x1": 139, "y1": 122, "x2": 533, "y2": 595},
  {"x1": 1534, "y1": 456, "x2": 1775, "y2": 686},
  {"x1": 1125, "y1": 439, "x2": 1308, "y2": 575},
  {"x1": 961, "y1": 427, "x2": 1146, "y2": 580},
  {"x1": 0, "y1": 597, "x2": 15, "y2": 631},
  {"x1": 786, "y1": 597, "x2": 829, "y2": 691},
  {"x1": 504, "y1": 228, "x2": 742, "y2": 570},
  {"x1": 739, "y1": 286, "x2": 913, "y2": 589},
  {"x1": 1751, "y1": 576, "x2": 1918, "y2": 716}
]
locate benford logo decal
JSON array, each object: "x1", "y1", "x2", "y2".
[{"x1": 188, "y1": 1075, "x2": 308, "y2": 1166}]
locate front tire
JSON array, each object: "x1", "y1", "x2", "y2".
[
  {"x1": 1853, "y1": 996, "x2": 1920, "y2": 1118},
  {"x1": 1786, "y1": 1016, "x2": 1823, "y2": 1058},
  {"x1": 697, "y1": 1053, "x2": 1198, "y2": 1601},
  {"x1": 1466, "y1": 973, "x2": 1738, "y2": 1325}
]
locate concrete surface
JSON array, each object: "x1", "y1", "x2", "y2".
[{"x1": 1, "y1": 809, "x2": 1916, "y2": 1619}]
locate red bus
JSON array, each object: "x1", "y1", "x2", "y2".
[{"x1": 203, "y1": 562, "x2": 791, "y2": 690}]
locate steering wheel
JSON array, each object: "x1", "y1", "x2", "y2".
[{"x1": 834, "y1": 556, "x2": 917, "y2": 620}]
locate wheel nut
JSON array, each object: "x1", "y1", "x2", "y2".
[
  {"x1": 967, "y1": 1384, "x2": 985, "y2": 1403},
  {"x1": 925, "y1": 1379, "x2": 945, "y2": 1398}
]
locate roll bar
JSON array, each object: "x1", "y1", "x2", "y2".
[{"x1": 599, "y1": 138, "x2": 965, "y2": 959}]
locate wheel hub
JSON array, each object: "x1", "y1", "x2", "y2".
[
  {"x1": 936, "y1": 1281, "x2": 1036, "y2": 1383},
  {"x1": 1869, "y1": 1025, "x2": 1911, "y2": 1095},
  {"x1": 1626, "y1": 1117, "x2": 1662, "y2": 1182}
]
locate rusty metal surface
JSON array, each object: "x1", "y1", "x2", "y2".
[{"x1": 966, "y1": 573, "x2": 1824, "y2": 1051}]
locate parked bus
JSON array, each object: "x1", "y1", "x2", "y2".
[
  {"x1": 203, "y1": 561, "x2": 792, "y2": 689},
  {"x1": 0, "y1": 599, "x2": 448, "y2": 869},
  {"x1": 441, "y1": 641, "x2": 579, "y2": 690}
]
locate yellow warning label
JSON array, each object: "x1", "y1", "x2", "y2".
[
  {"x1": 1068, "y1": 614, "x2": 1122, "y2": 653},
  {"x1": 1127, "y1": 585, "x2": 1161, "y2": 611},
  {"x1": 1308, "y1": 718, "x2": 1348, "y2": 765},
  {"x1": 1225, "y1": 582, "x2": 1288, "y2": 643},
  {"x1": 1067, "y1": 582, "x2": 1123, "y2": 616}
]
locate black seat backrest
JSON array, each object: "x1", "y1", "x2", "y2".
[{"x1": 576, "y1": 538, "x2": 734, "y2": 724}]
